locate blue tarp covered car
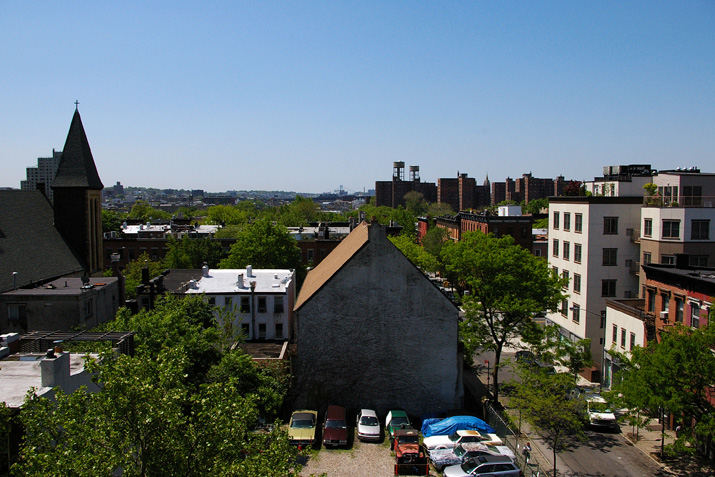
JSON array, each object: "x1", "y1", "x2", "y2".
[{"x1": 421, "y1": 415, "x2": 496, "y2": 437}]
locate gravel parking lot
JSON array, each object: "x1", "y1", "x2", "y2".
[{"x1": 299, "y1": 433, "x2": 439, "y2": 477}]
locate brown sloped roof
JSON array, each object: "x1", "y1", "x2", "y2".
[
  {"x1": 52, "y1": 109, "x2": 103, "y2": 189},
  {"x1": 294, "y1": 222, "x2": 369, "y2": 310}
]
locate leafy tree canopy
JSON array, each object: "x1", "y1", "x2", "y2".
[
  {"x1": 510, "y1": 368, "x2": 585, "y2": 477},
  {"x1": 164, "y1": 236, "x2": 226, "y2": 269},
  {"x1": 15, "y1": 295, "x2": 299, "y2": 475},
  {"x1": 609, "y1": 322, "x2": 715, "y2": 453},
  {"x1": 441, "y1": 231, "x2": 567, "y2": 402},
  {"x1": 127, "y1": 200, "x2": 172, "y2": 222},
  {"x1": 219, "y1": 218, "x2": 302, "y2": 272},
  {"x1": 389, "y1": 234, "x2": 441, "y2": 273},
  {"x1": 102, "y1": 209, "x2": 126, "y2": 233}
]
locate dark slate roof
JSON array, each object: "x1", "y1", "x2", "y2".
[
  {"x1": 51, "y1": 110, "x2": 103, "y2": 189},
  {"x1": 0, "y1": 190, "x2": 85, "y2": 293}
]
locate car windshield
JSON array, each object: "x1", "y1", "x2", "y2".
[
  {"x1": 448, "y1": 433, "x2": 461, "y2": 442},
  {"x1": 326, "y1": 420, "x2": 347, "y2": 429},
  {"x1": 291, "y1": 419, "x2": 314, "y2": 428},
  {"x1": 360, "y1": 416, "x2": 379, "y2": 426},
  {"x1": 400, "y1": 435, "x2": 419, "y2": 444},
  {"x1": 590, "y1": 402, "x2": 612, "y2": 413},
  {"x1": 461, "y1": 461, "x2": 479, "y2": 473},
  {"x1": 391, "y1": 417, "x2": 409, "y2": 427}
]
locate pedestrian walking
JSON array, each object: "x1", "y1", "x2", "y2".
[{"x1": 523, "y1": 442, "x2": 532, "y2": 463}]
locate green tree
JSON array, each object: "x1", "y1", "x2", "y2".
[
  {"x1": 421, "y1": 225, "x2": 450, "y2": 261},
  {"x1": 102, "y1": 209, "x2": 125, "y2": 233},
  {"x1": 206, "y1": 204, "x2": 252, "y2": 225},
  {"x1": 127, "y1": 200, "x2": 172, "y2": 222},
  {"x1": 164, "y1": 236, "x2": 226, "y2": 269},
  {"x1": 116, "y1": 252, "x2": 166, "y2": 299},
  {"x1": 16, "y1": 295, "x2": 299, "y2": 475},
  {"x1": 510, "y1": 369, "x2": 585, "y2": 477},
  {"x1": 389, "y1": 235, "x2": 440, "y2": 273},
  {"x1": 441, "y1": 232, "x2": 567, "y2": 402},
  {"x1": 16, "y1": 351, "x2": 299, "y2": 476},
  {"x1": 522, "y1": 324, "x2": 593, "y2": 379},
  {"x1": 219, "y1": 218, "x2": 302, "y2": 272},
  {"x1": 524, "y1": 198, "x2": 548, "y2": 215},
  {"x1": 610, "y1": 323, "x2": 715, "y2": 457},
  {"x1": 426, "y1": 201, "x2": 454, "y2": 217},
  {"x1": 403, "y1": 191, "x2": 427, "y2": 216}
]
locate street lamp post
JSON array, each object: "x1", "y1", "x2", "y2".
[{"x1": 485, "y1": 359, "x2": 490, "y2": 396}]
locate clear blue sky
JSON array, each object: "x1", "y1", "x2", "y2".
[{"x1": 2, "y1": 1, "x2": 713, "y2": 194}]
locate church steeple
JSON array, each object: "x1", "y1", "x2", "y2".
[
  {"x1": 51, "y1": 107, "x2": 104, "y2": 273},
  {"x1": 52, "y1": 109, "x2": 103, "y2": 190}
]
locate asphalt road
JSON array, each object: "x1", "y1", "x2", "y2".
[{"x1": 474, "y1": 346, "x2": 671, "y2": 477}]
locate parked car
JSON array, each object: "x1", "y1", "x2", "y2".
[
  {"x1": 430, "y1": 443, "x2": 516, "y2": 471},
  {"x1": 515, "y1": 350, "x2": 556, "y2": 374},
  {"x1": 322, "y1": 405, "x2": 348, "y2": 447},
  {"x1": 423, "y1": 430, "x2": 503, "y2": 450},
  {"x1": 393, "y1": 429, "x2": 429, "y2": 475},
  {"x1": 586, "y1": 395, "x2": 618, "y2": 431},
  {"x1": 443, "y1": 455, "x2": 523, "y2": 477},
  {"x1": 385, "y1": 410, "x2": 413, "y2": 443},
  {"x1": 356, "y1": 408, "x2": 381, "y2": 442},
  {"x1": 288, "y1": 410, "x2": 317, "y2": 447}
]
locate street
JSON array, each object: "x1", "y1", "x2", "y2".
[{"x1": 474, "y1": 346, "x2": 671, "y2": 477}]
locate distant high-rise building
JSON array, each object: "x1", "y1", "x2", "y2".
[
  {"x1": 375, "y1": 162, "x2": 437, "y2": 208},
  {"x1": 21, "y1": 149, "x2": 62, "y2": 203}
]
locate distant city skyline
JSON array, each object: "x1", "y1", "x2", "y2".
[{"x1": 2, "y1": 2, "x2": 713, "y2": 193}]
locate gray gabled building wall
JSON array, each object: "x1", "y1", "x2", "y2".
[{"x1": 292, "y1": 222, "x2": 462, "y2": 417}]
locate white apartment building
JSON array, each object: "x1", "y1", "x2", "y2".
[
  {"x1": 546, "y1": 196, "x2": 642, "y2": 382},
  {"x1": 184, "y1": 266, "x2": 295, "y2": 341},
  {"x1": 20, "y1": 149, "x2": 62, "y2": 203}
]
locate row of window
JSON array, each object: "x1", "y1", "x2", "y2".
[
  {"x1": 642, "y1": 218, "x2": 710, "y2": 240},
  {"x1": 206, "y1": 296, "x2": 285, "y2": 314},
  {"x1": 642, "y1": 252, "x2": 709, "y2": 267},
  {"x1": 552, "y1": 240, "x2": 583, "y2": 262},
  {"x1": 553, "y1": 212, "x2": 584, "y2": 233},
  {"x1": 644, "y1": 288, "x2": 705, "y2": 328},
  {"x1": 237, "y1": 322, "x2": 286, "y2": 339},
  {"x1": 612, "y1": 325, "x2": 637, "y2": 351}
]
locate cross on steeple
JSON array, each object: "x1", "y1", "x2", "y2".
[{"x1": 74, "y1": 100, "x2": 79, "y2": 110}]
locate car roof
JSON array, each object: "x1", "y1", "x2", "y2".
[
  {"x1": 292, "y1": 411, "x2": 317, "y2": 420},
  {"x1": 475, "y1": 454, "x2": 513, "y2": 464},
  {"x1": 359, "y1": 409, "x2": 377, "y2": 417},
  {"x1": 457, "y1": 430, "x2": 485, "y2": 437}
]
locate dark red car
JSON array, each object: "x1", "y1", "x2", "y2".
[{"x1": 322, "y1": 405, "x2": 348, "y2": 447}]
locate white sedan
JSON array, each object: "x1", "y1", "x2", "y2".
[
  {"x1": 423, "y1": 430, "x2": 503, "y2": 450},
  {"x1": 356, "y1": 409, "x2": 381, "y2": 441}
]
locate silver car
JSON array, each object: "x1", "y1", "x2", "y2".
[
  {"x1": 356, "y1": 409, "x2": 381, "y2": 441},
  {"x1": 443, "y1": 455, "x2": 523, "y2": 477}
]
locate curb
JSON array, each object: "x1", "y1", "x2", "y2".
[{"x1": 621, "y1": 432, "x2": 674, "y2": 475}]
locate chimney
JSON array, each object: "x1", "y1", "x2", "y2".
[
  {"x1": 41, "y1": 350, "x2": 70, "y2": 388},
  {"x1": 247, "y1": 265, "x2": 253, "y2": 277},
  {"x1": 202, "y1": 264, "x2": 209, "y2": 277},
  {"x1": 237, "y1": 273, "x2": 244, "y2": 288}
]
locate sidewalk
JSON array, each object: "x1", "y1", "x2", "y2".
[{"x1": 622, "y1": 418, "x2": 713, "y2": 476}]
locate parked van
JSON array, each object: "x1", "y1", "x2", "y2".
[{"x1": 323, "y1": 405, "x2": 348, "y2": 447}]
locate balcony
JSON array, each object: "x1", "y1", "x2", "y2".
[{"x1": 643, "y1": 195, "x2": 715, "y2": 208}]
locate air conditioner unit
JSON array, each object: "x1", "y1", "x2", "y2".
[{"x1": 660, "y1": 311, "x2": 669, "y2": 320}]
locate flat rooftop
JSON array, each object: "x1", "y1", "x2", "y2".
[
  {"x1": 185, "y1": 269, "x2": 294, "y2": 295},
  {"x1": 0, "y1": 352, "x2": 92, "y2": 408}
]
